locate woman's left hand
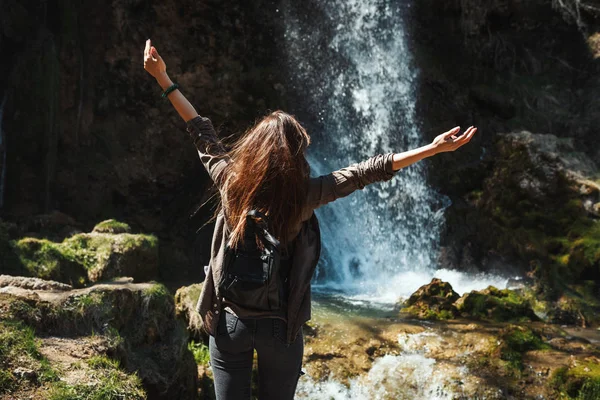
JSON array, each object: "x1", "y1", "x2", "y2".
[
  {"x1": 431, "y1": 126, "x2": 477, "y2": 154},
  {"x1": 143, "y1": 39, "x2": 167, "y2": 79}
]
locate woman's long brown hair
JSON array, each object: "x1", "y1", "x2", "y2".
[{"x1": 223, "y1": 111, "x2": 311, "y2": 249}]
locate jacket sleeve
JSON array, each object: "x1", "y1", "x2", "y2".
[
  {"x1": 186, "y1": 115, "x2": 230, "y2": 188},
  {"x1": 308, "y1": 153, "x2": 396, "y2": 209}
]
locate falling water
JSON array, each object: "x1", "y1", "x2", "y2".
[
  {"x1": 0, "y1": 93, "x2": 7, "y2": 209},
  {"x1": 283, "y1": 0, "x2": 509, "y2": 303}
]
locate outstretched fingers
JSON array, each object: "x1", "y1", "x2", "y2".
[{"x1": 442, "y1": 126, "x2": 461, "y2": 141}]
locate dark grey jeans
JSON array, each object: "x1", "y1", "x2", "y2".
[{"x1": 209, "y1": 310, "x2": 304, "y2": 400}]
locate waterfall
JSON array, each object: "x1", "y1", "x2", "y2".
[
  {"x1": 0, "y1": 93, "x2": 7, "y2": 209},
  {"x1": 283, "y1": 0, "x2": 447, "y2": 301}
]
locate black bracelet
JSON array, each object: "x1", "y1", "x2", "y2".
[{"x1": 161, "y1": 83, "x2": 180, "y2": 98}]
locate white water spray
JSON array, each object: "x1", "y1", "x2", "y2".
[
  {"x1": 284, "y1": 0, "x2": 441, "y2": 293},
  {"x1": 296, "y1": 331, "x2": 473, "y2": 399},
  {"x1": 283, "y1": 1, "x2": 508, "y2": 301}
]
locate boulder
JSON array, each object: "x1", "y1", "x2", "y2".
[
  {"x1": 0, "y1": 278, "x2": 197, "y2": 399},
  {"x1": 455, "y1": 286, "x2": 539, "y2": 322},
  {"x1": 401, "y1": 278, "x2": 460, "y2": 320}
]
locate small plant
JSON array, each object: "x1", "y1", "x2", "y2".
[
  {"x1": 189, "y1": 340, "x2": 211, "y2": 366},
  {"x1": 87, "y1": 355, "x2": 120, "y2": 370}
]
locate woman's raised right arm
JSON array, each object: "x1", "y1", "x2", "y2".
[
  {"x1": 144, "y1": 39, "x2": 198, "y2": 122},
  {"x1": 143, "y1": 39, "x2": 229, "y2": 187}
]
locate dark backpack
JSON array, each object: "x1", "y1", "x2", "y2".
[{"x1": 219, "y1": 210, "x2": 289, "y2": 312}]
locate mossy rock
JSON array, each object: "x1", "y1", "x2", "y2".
[
  {"x1": 547, "y1": 282, "x2": 600, "y2": 327},
  {"x1": 174, "y1": 283, "x2": 206, "y2": 341},
  {"x1": 8, "y1": 228, "x2": 158, "y2": 286},
  {"x1": 13, "y1": 238, "x2": 88, "y2": 287},
  {"x1": 466, "y1": 132, "x2": 600, "y2": 300},
  {"x1": 0, "y1": 280, "x2": 197, "y2": 399},
  {"x1": 495, "y1": 325, "x2": 550, "y2": 372},
  {"x1": 64, "y1": 232, "x2": 159, "y2": 283},
  {"x1": 551, "y1": 360, "x2": 600, "y2": 400},
  {"x1": 92, "y1": 219, "x2": 132, "y2": 234},
  {"x1": 401, "y1": 278, "x2": 459, "y2": 320},
  {"x1": 455, "y1": 286, "x2": 539, "y2": 322}
]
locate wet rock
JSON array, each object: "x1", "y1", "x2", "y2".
[
  {"x1": 455, "y1": 286, "x2": 539, "y2": 322},
  {"x1": 401, "y1": 278, "x2": 460, "y2": 320},
  {"x1": 174, "y1": 283, "x2": 206, "y2": 341}
]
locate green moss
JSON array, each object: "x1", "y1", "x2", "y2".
[
  {"x1": 403, "y1": 305, "x2": 455, "y2": 320},
  {"x1": 48, "y1": 365, "x2": 145, "y2": 400},
  {"x1": 92, "y1": 219, "x2": 131, "y2": 234},
  {"x1": 456, "y1": 286, "x2": 538, "y2": 322},
  {"x1": 142, "y1": 282, "x2": 173, "y2": 316},
  {"x1": 498, "y1": 325, "x2": 550, "y2": 372},
  {"x1": 477, "y1": 138, "x2": 600, "y2": 299},
  {"x1": 13, "y1": 237, "x2": 88, "y2": 286},
  {"x1": 8, "y1": 229, "x2": 159, "y2": 285},
  {"x1": 551, "y1": 362, "x2": 600, "y2": 400},
  {"x1": 189, "y1": 340, "x2": 211, "y2": 366}
]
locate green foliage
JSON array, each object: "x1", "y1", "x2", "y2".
[
  {"x1": 0, "y1": 369, "x2": 15, "y2": 393},
  {"x1": 0, "y1": 320, "x2": 40, "y2": 361},
  {"x1": 87, "y1": 355, "x2": 120, "y2": 370},
  {"x1": 47, "y1": 367, "x2": 146, "y2": 400},
  {"x1": 189, "y1": 340, "x2": 211, "y2": 366},
  {"x1": 0, "y1": 320, "x2": 59, "y2": 393}
]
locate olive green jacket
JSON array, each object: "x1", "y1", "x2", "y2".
[{"x1": 187, "y1": 115, "x2": 397, "y2": 344}]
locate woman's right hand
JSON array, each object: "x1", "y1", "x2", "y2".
[{"x1": 143, "y1": 39, "x2": 167, "y2": 79}]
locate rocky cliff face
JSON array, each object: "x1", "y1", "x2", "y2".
[
  {"x1": 409, "y1": 0, "x2": 600, "y2": 295},
  {"x1": 0, "y1": 0, "x2": 287, "y2": 285}
]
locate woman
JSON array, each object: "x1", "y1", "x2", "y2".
[{"x1": 143, "y1": 39, "x2": 477, "y2": 400}]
